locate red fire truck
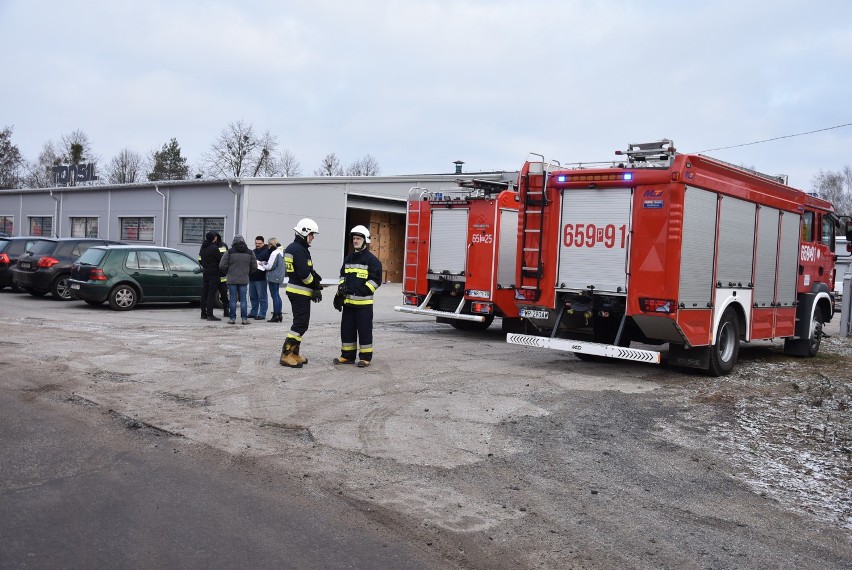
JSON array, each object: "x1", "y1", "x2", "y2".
[
  {"x1": 507, "y1": 141, "x2": 841, "y2": 375},
  {"x1": 394, "y1": 179, "x2": 522, "y2": 331}
]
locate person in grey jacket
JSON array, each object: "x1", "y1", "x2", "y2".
[
  {"x1": 219, "y1": 235, "x2": 257, "y2": 324},
  {"x1": 261, "y1": 237, "x2": 286, "y2": 322}
]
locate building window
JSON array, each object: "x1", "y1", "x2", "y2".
[
  {"x1": 70, "y1": 217, "x2": 99, "y2": 238},
  {"x1": 0, "y1": 216, "x2": 12, "y2": 236},
  {"x1": 29, "y1": 216, "x2": 53, "y2": 237},
  {"x1": 120, "y1": 217, "x2": 155, "y2": 242},
  {"x1": 181, "y1": 217, "x2": 224, "y2": 243}
]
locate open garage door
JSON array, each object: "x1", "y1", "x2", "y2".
[{"x1": 346, "y1": 195, "x2": 406, "y2": 283}]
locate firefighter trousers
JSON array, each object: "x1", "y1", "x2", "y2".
[
  {"x1": 339, "y1": 305, "x2": 373, "y2": 361},
  {"x1": 286, "y1": 292, "x2": 312, "y2": 343}
]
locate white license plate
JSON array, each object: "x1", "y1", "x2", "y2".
[
  {"x1": 520, "y1": 308, "x2": 549, "y2": 319},
  {"x1": 19, "y1": 262, "x2": 30, "y2": 269},
  {"x1": 71, "y1": 283, "x2": 80, "y2": 290}
]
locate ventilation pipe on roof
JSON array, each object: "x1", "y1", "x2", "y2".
[
  {"x1": 154, "y1": 184, "x2": 167, "y2": 246},
  {"x1": 454, "y1": 160, "x2": 464, "y2": 175}
]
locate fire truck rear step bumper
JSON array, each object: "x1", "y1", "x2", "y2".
[
  {"x1": 393, "y1": 306, "x2": 486, "y2": 322},
  {"x1": 506, "y1": 333, "x2": 661, "y2": 364}
]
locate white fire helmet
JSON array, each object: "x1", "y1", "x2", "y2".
[
  {"x1": 350, "y1": 225, "x2": 371, "y2": 244},
  {"x1": 294, "y1": 218, "x2": 319, "y2": 237}
]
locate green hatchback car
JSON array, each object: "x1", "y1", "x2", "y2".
[{"x1": 69, "y1": 245, "x2": 203, "y2": 310}]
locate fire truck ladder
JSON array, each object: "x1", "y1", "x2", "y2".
[
  {"x1": 402, "y1": 187, "x2": 430, "y2": 293},
  {"x1": 519, "y1": 155, "x2": 550, "y2": 302}
]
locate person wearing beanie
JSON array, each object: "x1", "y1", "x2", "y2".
[
  {"x1": 219, "y1": 235, "x2": 257, "y2": 325},
  {"x1": 198, "y1": 231, "x2": 224, "y2": 321}
]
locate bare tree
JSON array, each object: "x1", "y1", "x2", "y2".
[
  {"x1": 58, "y1": 129, "x2": 94, "y2": 165},
  {"x1": 204, "y1": 120, "x2": 281, "y2": 178},
  {"x1": 812, "y1": 167, "x2": 852, "y2": 217},
  {"x1": 345, "y1": 154, "x2": 381, "y2": 176},
  {"x1": 314, "y1": 153, "x2": 344, "y2": 176},
  {"x1": 105, "y1": 149, "x2": 144, "y2": 184},
  {"x1": 278, "y1": 149, "x2": 302, "y2": 177},
  {"x1": 251, "y1": 130, "x2": 278, "y2": 177},
  {"x1": 23, "y1": 141, "x2": 60, "y2": 188}
]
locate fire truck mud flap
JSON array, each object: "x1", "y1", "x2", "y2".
[{"x1": 506, "y1": 333, "x2": 661, "y2": 364}]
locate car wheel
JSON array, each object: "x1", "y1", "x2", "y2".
[
  {"x1": 84, "y1": 299, "x2": 104, "y2": 306},
  {"x1": 52, "y1": 274, "x2": 73, "y2": 300},
  {"x1": 10, "y1": 281, "x2": 22, "y2": 293},
  {"x1": 108, "y1": 285, "x2": 137, "y2": 311},
  {"x1": 25, "y1": 287, "x2": 47, "y2": 297}
]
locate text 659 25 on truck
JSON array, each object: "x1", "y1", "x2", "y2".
[{"x1": 507, "y1": 140, "x2": 844, "y2": 376}]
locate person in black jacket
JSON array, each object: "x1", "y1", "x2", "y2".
[
  {"x1": 280, "y1": 218, "x2": 323, "y2": 368},
  {"x1": 248, "y1": 235, "x2": 271, "y2": 320},
  {"x1": 198, "y1": 231, "x2": 224, "y2": 321},
  {"x1": 332, "y1": 225, "x2": 382, "y2": 368}
]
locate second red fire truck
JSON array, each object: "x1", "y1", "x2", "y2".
[
  {"x1": 394, "y1": 179, "x2": 522, "y2": 331},
  {"x1": 507, "y1": 141, "x2": 842, "y2": 375}
]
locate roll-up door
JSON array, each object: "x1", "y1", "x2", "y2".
[
  {"x1": 556, "y1": 187, "x2": 632, "y2": 293},
  {"x1": 776, "y1": 211, "x2": 800, "y2": 306},
  {"x1": 716, "y1": 196, "x2": 756, "y2": 287},
  {"x1": 497, "y1": 209, "x2": 518, "y2": 287},
  {"x1": 679, "y1": 186, "x2": 717, "y2": 308},
  {"x1": 753, "y1": 207, "x2": 780, "y2": 307},
  {"x1": 428, "y1": 208, "x2": 469, "y2": 275}
]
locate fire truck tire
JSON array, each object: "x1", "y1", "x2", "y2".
[
  {"x1": 450, "y1": 315, "x2": 494, "y2": 331},
  {"x1": 708, "y1": 309, "x2": 740, "y2": 376},
  {"x1": 784, "y1": 306, "x2": 823, "y2": 358}
]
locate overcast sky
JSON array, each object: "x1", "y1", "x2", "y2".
[{"x1": 2, "y1": 0, "x2": 850, "y2": 188}]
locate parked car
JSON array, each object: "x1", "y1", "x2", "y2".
[
  {"x1": 0, "y1": 237, "x2": 52, "y2": 292},
  {"x1": 11, "y1": 238, "x2": 124, "y2": 300},
  {"x1": 69, "y1": 245, "x2": 204, "y2": 310}
]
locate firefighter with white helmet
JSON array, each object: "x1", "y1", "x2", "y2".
[
  {"x1": 279, "y1": 218, "x2": 324, "y2": 368},
  {"x1": 332, "y1": 224, "x2": 383, "y2": 367}
]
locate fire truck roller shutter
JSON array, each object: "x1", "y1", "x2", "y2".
[
  {"x1": 754, "y1": 207, "x2": 782, "y2": 307},
  {"x1": 776, "y1": 211, "x2": 801, "y2": 307},
  {"x1": 497, "y1": 209, "x2": 519, "y2": 287},
  {"x1": 557, "y1": 187, "x2": 632, "y2": 293},
  {"x1": 679, "y1": 187, "x2": 717, "y2": 309},
  {"x1": 716, "y1": 197, "x2": 756, "y2": 289},
  {"x1": 428, "y1": 208, "x2": 469, "y2": 275}
]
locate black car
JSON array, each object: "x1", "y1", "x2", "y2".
[
  {"x1": 11, "y1": 237, "x2": 124, "y2": 300},
  {"x1": 0, "y1": 237, "x2": 52, "y2": 292}
]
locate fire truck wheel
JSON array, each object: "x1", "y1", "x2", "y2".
[
  {"x1": 807, "y1": 306, "x2": 824, "y2": 356},
  {"x1": 708, "y1": 309, "x2": 740, "y2": 377},
  {"x1": 450, "y1": 315, "x2": 494, "y2": 331}
]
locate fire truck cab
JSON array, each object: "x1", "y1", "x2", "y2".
[
  {"x1": 508, "y1": 141, "x2": 840, "y2": 375},
  {"x1": 394, "y1": 179, "x2": 522, "y2": 331}
]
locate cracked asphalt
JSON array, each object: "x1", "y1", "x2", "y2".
[{"x1": 0, "y1": 285, "x2": 850, "y2": 569}]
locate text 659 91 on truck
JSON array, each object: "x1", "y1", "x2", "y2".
[{"x1": 507, "y1": 140, "x2": 847, "y2": 376}]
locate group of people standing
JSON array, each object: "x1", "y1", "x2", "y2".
[
  {"x1": 198, "y1": 233, "x2": 284, "y2": 324},
  {"x1": 198, "y1": 218, "x2": 382, "y2": 369}
]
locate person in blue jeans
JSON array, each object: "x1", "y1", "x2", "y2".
[
  {"x1": 248, "y1": 235, "x2": 271, "y2": 320},
  {"x1": 261, "y1": 237, "x2": 286, "y2": 322},
  {"x1": 218, "y1": 235, "x2": 257, "y2": 325}
]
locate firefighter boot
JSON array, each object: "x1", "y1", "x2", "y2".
[
  {"x1": 279, "y1": 341, "x2": 303, "y2": 368},
  {"x1": 293, "y1": 343, "x2": 308, "y2": 365}
]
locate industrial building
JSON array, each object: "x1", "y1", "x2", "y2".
[{"x1": 0, "y1": 170, "x2": 517, "y2": 283}]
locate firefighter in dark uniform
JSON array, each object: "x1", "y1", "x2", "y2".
[
  {"x1": 198, "y1": 231, "x2": 224, "y2": 321},
  {"x1": 332, "y1": 225, "x2": 382, "y2": 368},
  {"x1": 279, "y1": 218, "x2": 323, "y2": 368}
]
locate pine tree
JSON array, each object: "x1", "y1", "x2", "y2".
[{"x1": 148, "y1": 138, "x2": 189, "y2": 181}]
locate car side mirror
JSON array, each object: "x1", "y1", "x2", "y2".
[{"x1": 194, "y1": 267, "x2": 202, "y2": 274}]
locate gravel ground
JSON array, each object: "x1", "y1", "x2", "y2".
[{"x1": 1, "y1": 287, "x2": 850, "y2": 569}]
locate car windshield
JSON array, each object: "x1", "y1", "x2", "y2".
[
  {"x1": 77, "y1": 248, "x2": 107, "y2": 266},
  {"x1": 28, "y1": 241, "x2": 58, "y2": 255}
]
